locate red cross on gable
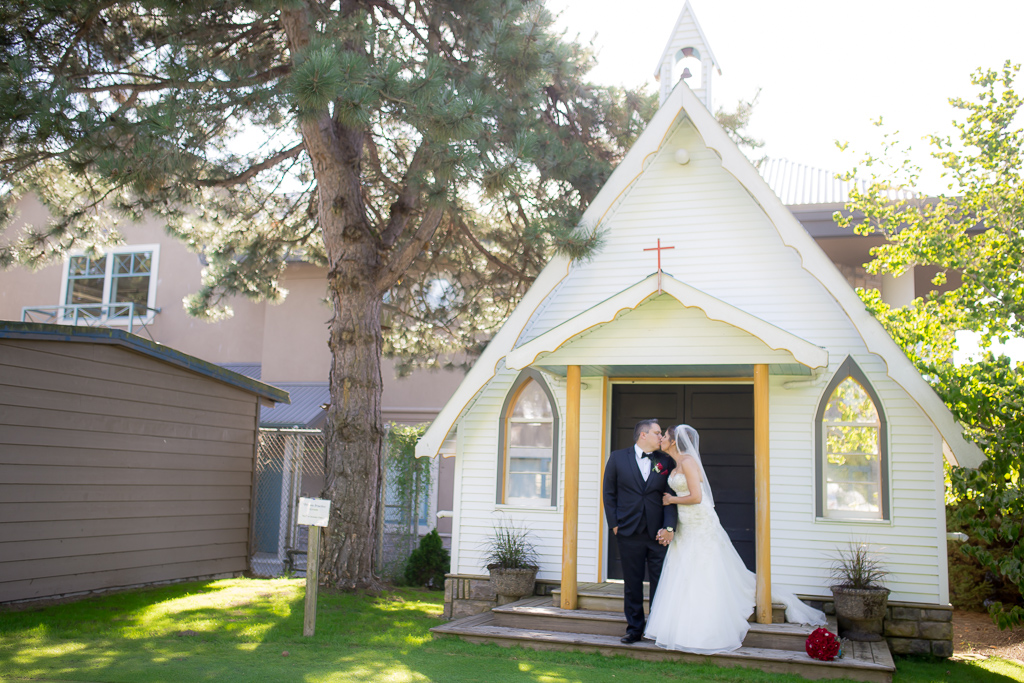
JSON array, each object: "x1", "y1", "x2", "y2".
[{"x1": 643, "y1": 238, "x2": 675, "y2": 293}]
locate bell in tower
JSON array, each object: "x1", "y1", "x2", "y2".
[{"x1": 654, "y1": 2, "x2": 721, "y2": 110}]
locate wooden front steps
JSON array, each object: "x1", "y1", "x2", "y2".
[
  {"x1": 432, "y1": 592, "x2": 895, "y2": 682},
  {"x1": 494, "y1": 597, "x2": 808, "y2": 650},
  {"x1": 552, "y1": 583, "x2": 787, "y2": 623}
]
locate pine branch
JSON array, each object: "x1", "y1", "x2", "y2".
[
  {"x1": 455, "y1": 214, "x2": 529, "y2": 278},
  {"x1": 376, "y1": 205, "x2": 444, "y2": 292},
  {"x1": 196, "y1": 143, "x2": 305, "y2": 188},
  {"x1": 364, "y1": 137, "x2": 404, "y2": 197},
  {"x1": 379, "y1": 145, "x2": 429, "y2": 248},
  {"x1": 56, "y1": 0, "x2": 119, "y2": 75},
  {"x1": 69, "y1": 65, "x2": 291, "y2": 95},
  {"x1": 367, "y1": 0, "x2": 430, "y2": 51}
]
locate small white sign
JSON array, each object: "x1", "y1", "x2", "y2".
[{"x1": 297, "y1": 497, "x2": 331, "y2": 527}]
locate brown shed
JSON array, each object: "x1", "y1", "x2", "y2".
[{"x1": 0, "y1": 322, "x2": 289, "y2": 604}]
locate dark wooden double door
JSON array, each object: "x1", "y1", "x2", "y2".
[{"x1": 606, "y1": 383, "x2": 755, "y2": 579}]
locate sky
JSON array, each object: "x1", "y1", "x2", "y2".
[
  {"x1": 547, "y1": 0, "x2": 1024, "y2": 194},
  {"x1": 548, "y1": 0, "x2": 1024, "y2": 362}
]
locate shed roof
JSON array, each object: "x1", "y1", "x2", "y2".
[
  {"x1": 259, "y1": 382, "x2": 329, "y2": 428},
  {"x1": 0, "y1": 321, "x2": 289, "y2": 406}
]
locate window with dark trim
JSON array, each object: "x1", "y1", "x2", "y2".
[
  {"x1": 815, "y1": 357, "x2": 889, "y2": 520},
  {"x1": 496, "y1": 369, "x2": 559, "y2": 507}
]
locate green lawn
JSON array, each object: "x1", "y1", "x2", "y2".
[{"x1": 0, "y1": 578, "x2": 1021, "y2": 683}]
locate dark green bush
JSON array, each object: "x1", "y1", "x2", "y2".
[
  {"x1": 947, "y1": 507, "x2": 1023, "y2": 612},
  {"x1": 403, "y1": 529, "x2": 449, "y2": 589}
]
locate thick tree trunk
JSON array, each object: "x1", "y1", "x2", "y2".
[
  {"x1": 281, "y1": 11, "x2": 385, "y2": 587},
  {"x1": 320, "y1": 238, "x2": 385, "y2": 590},
  {"x1": 311, "y1": 158, "x2": 385, "y2": 591},
  {"x1": 279, "y1": 3, "x2": 407, "y2": 591},
  {"x1": 312, "y1": 160, "x2": 385, "y2": 590}
]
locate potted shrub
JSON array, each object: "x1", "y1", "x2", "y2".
[
  {"x1": 830, "y1": 542, "x2": 890, "y2": 641},
  {"x1": 485, "y1": 519, "x2": 539, "y2": 604}
]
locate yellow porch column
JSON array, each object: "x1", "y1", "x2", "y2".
[
  {"x1": 561, "y1": 365, "x2": 581, "y2": 609},
  {"x1": 754, "y1": 364, "x2": 772, "y2": 624}
]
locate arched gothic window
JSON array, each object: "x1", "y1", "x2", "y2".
[
  {"x1": 815, "y1": 358, "x2": 889, "y2": 520},
  {"x1": 496, "y1": 370, "x2": 559, "y2": 507}
]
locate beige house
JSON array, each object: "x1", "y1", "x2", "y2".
[
  {"x1": 0, "y1": 196, "x2": 464, "y2": 423},
  {"x1": 0, "y1": 196, "x2": 465, "y2": 558}
]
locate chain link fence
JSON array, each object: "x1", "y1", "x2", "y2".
[
  {"x1": 250, "y1": 429, "x2": 325, "y2": 577},
  {"x1": 250, "y1": 427, "x2": 432, "y2": 579}
]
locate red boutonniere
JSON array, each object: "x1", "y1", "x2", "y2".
[{"x1": 653, "y1": 462, "x2": 666, "y2": 475}]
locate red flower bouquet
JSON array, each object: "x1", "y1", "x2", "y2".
[
  {"x1": 805, "y1": 627, "x2": 842, "y2": 661},
  {"x1": 653, "y1": 462, "x2": 666, "y2": 475}
]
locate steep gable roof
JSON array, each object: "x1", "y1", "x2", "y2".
[{"x1": 416, "y1": 80, "x2": 983, "y2": 468}]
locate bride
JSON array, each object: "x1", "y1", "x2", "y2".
[{"x1": 644, "y1": 424, "x2": 826, "y2": 653}]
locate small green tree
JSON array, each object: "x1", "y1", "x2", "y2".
[
  {"x1": 403, "y1": 528, "x2": 449, "y2": 589},
  {"x1": 838, "y1": 62, "x2": 1024, "y2": 628}
]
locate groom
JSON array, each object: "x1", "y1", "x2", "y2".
[{"x1": 603, "y1": 419, "x2": 678, "y2": 644}]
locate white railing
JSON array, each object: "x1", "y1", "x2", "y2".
[{"x1": 21, "y1": 302, "x2": 160, "y2": 338}]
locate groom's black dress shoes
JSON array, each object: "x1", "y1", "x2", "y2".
[{"x1": 620, "y1": 633, "x2": 642, "y2": 644}]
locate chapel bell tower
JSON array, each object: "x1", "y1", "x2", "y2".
[{"x1": 654, "y1": 1, "x2": 721, "y2": 110}]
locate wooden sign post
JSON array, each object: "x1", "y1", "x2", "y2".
[{"x1": 297, "y1": 497, "x2": 331, "y2": 637}]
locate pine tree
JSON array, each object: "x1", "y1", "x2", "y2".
[{"x1": 0, "y1": 1, "x2": 653, "y2": 589}]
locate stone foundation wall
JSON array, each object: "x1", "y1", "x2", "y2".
[
  {"x1": 442, "y1": 573, "x2": 557, "y2": 619},
  {"x1": 883, "y1": 603, "x2": 954, "y2": 657},
  {"x1": 809, "y1": 597, "x2": 953, "y2": 657}
]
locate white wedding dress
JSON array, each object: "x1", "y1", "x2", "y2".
[{"x1": 645, "y1": 472, "x2": 826, "y2": 653}]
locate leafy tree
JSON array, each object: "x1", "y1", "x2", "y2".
[
  {"x1": 0, "y1": 1, "x2": 653, "y2": 590},
  {"x1": 386, "y1": 423, "x2": 430, "y2": 535},
  {"x1": 715, "y1": 89, "x2": 765, "y2": 167},
  {"x1": 837, "y1": 62, "x2": 1024, "y2": 628}
]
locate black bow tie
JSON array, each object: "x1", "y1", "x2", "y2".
[{"x1": 641, "y1": 452, "x2": 655, "y2": 460}]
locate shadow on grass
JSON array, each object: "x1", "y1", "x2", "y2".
[{"x1": 1, "y1": 578, "x2": 1022, "y2": 683}]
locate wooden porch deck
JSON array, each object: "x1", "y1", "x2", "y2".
[{"x1": 432, "y1": 584, "x2": 895, "y2": 682}]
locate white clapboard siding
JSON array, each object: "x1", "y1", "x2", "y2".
[
  {"x1": 452, "y1": 346, "x2": 946, "y2": 599},
  {"x1": 443, "y1": 111, "x2": 950, "y2": 603},
  {"x1": 765, "y1": 365, "x2": 946, "y2": 603},
  {"x1": 519, "y1": 120, "x2": 853, "y2": 348},
  {"x1": 453, "y1": 371, "x2": 605, "y2": 581}
]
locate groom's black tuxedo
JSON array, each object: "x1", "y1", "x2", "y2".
[
  {"x1": 603, "y1": 448, "x2": 678, "y2": 538},
  {"x1": 603, "y1": 447, "x2": 678, "y2": 640}
]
